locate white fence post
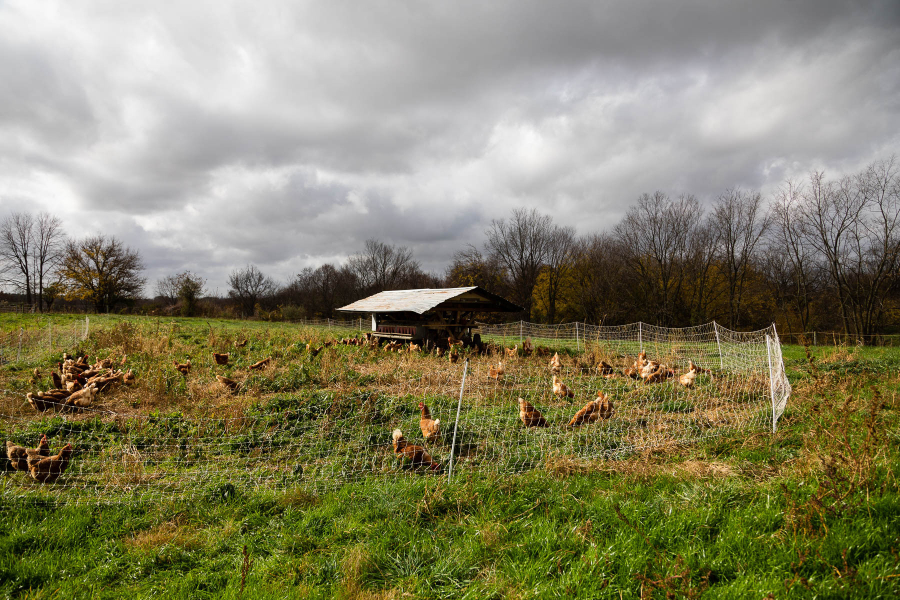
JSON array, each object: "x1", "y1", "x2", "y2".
[
  {"x1": 18, "y1": 327, "x2": 23, "y2": 362},
  {"x1": 765, "y1": 334, "x2": 777, "y2": 433},
  {"x1": 447, "y1": 358, "x2": 469, "y2": 482},
  {"x1": 638, "y1": 322, "x2": 643, "y2": 353},
  {"x1": 84, "y1": 317, "x2": 90, "y2": 340},
  {"x1": 713, "y1": 321, "x2": 724, "y2": 370},
  {"x1": 575, "y1": 322, "x2": 579, "y2": 352}
]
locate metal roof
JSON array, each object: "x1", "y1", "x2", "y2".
[{"x1": 337, "y1": 286, "x2": 522, "y2": 314}]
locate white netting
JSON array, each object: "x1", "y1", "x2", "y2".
[
  {"x1": 0, "y1": 318, "x2": 89, "y2": 365},
  {"x1": 0, "y1": 320, "x2": 790, "y2": 505}
]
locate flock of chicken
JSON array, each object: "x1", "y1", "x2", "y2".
[
  {"x1": 6, "y1": 435, "x2": 74, "y2": 483},
  {"x1": 392, "y1": 347, "x2": 711, "y2": 472},
  {"x1": 8, "y1": 333, "x2": 713, "y2": 483},
  {"x1": 26, "y1": 353, "x2": 135, "y2": 412}
]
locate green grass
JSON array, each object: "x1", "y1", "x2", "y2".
[{"x1": 0, "y1": 314, "x2": 898, "y2": 598}]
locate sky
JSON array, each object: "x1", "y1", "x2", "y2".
[{"x1": 1, "y1": 0, "x2": 898, "y2": 295}]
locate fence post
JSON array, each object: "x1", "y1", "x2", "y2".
[
  {"x1": 84, "y1": 317, "x2": 90, "y2": 340},
  {"x1": 447, "y1": 358, "x2": 469, "y2": 482},
  {"x1": 713, "y1": 321, "x2": 724, "y2": 370},
  {"x1": 519, "y1": 320, "x2": 523, "y2": 346},
  {"x1": 18, "y1": 327, "x2": 22, "y2": 362},
  {"x1": 575, "y1": 322, "x2": 579, "y2": 352},
  {"x1": 813, "y1": 332, "x2": 816, "y2": 346},
  {"x1": 638, "y1": 322, "x2": 643, "y2": 353},
  {"x1": 765, "y1": 334, "x2": 777, "y2": 433}
]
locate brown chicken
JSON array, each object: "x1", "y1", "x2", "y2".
[
  {"x1": 392, "y1": 429, "x2": 441, "y2": 471},
  {"x1": 213, "y1": 353, "x2": 229, "y2": 365},
  {"x1": 567, "y1": 392, "x2": 614, "y2": 427},
  {"x1": 552, "y1": 375, "x2": 575, "y2": 398},
  {"x1": 235, "y1": 339, "x2": 248, "y2": 348},
  {"x1": 216, "y1": 375, "x2": 241, "y2": 392},
  {"x1": 408, "y1": 343, "x2": 421, "y2": 353},
  {"x1": 25, "y1": 435, "x2": 51, "y2": 470},
  {"x1": 418, "y1": 402, "x2": 441, "y2": 441},
  {"x1": 505, "y1": 345, "x2": 518, "y2": 358},
  {"x1": 519, "y1": 398, "x2": 549, "y2": 427},
  {"x1": 174, "y1": 359, "x2": 191, "y2": 376},
  {"x1": 6, "y1": 441, "x2": 27, "y2": 471},
  {"x1": 488, "y1": 361, "x2": 505, "y2": 380},
  {"x1": 123, "y1": 369, "x2": 136, "y2": 386},
  {"x1": 449, "y1": 348, "x2": 459, "y2": 364},
  {"x1": 522, "y1": 337, "x2": 533, "y2": 357},
  {"x1": 549, "y1": 352, "x2": 562, "y2": 375},
  {"x1": 29, "y1": 443, "x2": 75, "y2": 483},
  {"x1": 249, "y1": 358, "x2": 271, "y2": 370},
  {"x1": 598, "y1": 360, "x2": 617, "y2": 378},
  {"x1": 51, "y1": 371, "x2": 64, "y2": 390}
]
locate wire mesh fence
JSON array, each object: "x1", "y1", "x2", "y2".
[
  {"x1": 0, "y1": 318, "x2": 90, "y2": 365},
  {"x1": 0, "y1": 319, "x2": 790, "y2": 505}
]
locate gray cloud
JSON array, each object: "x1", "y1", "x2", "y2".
[{"x1": 0, "y1": 0, "x2": 897, "y2": 293}]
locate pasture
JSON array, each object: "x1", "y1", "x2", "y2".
[{"x1": 0, "y1": 313, "x2": 897, "y2": 598}]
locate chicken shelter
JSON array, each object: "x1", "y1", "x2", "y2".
[{"x1": 337, "y1": 286, "x2": 522, "y2": 344}]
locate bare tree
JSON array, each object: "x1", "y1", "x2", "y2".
[
  {"x1": 711, "y1": 189, "x2": 771, "y2": 327},
  {"x1": 155, "y1": 274, "x2": 181, "y2": 305},
  {"x1": 770, "y1": 181, "x2": 820, "y2": 333},
  {"x1": 348, "y1": 239, "x2": 420, "y2": 293},
  {"x1": 793, "y1": 158, "x2": 900, "y2": 337},
  {"x1": 228, "y1": 264, "x2": 277, "y2": 317},
  {"x1": 0, "y1": 212, "x2": 35, "y2": 306},
  {"x1": 484, "y1": 208, "x2": 554, "y2": 316},
  {"x1": 0, "y1": 211, "x2": 67, "y2": 311},
  {"x1": 568, "y1": 233, "x2": 629, "y2": 324},
  {"x1": 534, "y1": 224, "x2": 576, "y2": 323},
  {"x1": 614, "y1": 192, "x2": 707, "y2": 325},
  {"x1": 157, "y1": 271, "x2": 206, "y2": 316},
  {"x1": 62, "y1": 235, "x2": 146, "y2": 312}
]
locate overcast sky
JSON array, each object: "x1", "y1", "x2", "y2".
[{"x1": 1, "y1": 0, "x2": 898, "y2": 295}]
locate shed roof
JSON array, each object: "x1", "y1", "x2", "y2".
[{"x1": 337, "y1": 286, "x2": 522, "y2": 315}]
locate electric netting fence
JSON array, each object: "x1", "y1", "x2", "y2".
[{"x1": 0, "y1": 320, "x2": 790, "y2": 505}]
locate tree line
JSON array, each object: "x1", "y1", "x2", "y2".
[{"x1": 2, "y1": 156, "x2": 898, "y2": 336}]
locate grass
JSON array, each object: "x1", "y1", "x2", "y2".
[{"x1": 0, "y1": 314, "x2": 898, "y2": 598}]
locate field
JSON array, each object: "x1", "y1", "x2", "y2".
[{"x1": 0, "y1": 314, "x2": 898, "y2": 598}]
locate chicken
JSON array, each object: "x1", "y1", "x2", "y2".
[
  {"x1": 688, "y1": 359, "x2": 711, "y2": 374},
  {"x1": 433, "y1": 347, "x2": 445, "y2": 358},
  {"x1": 123, "y1": 369, "x2": 136, "y2": 386},
  {"x1": 31, "y1": 368, "x2": 40, "y2": 382},
  {"x1": 25, "y1": 435, "x2": 51, "y2": 470},
  {"x1": 249, "y1": 358, "x2": 271, "y2": 370},
  {"x1": 65, "y1": 383, "x2": 97, "y2": 409},
  {"x1": 549, "y1": 352, "x2": 562, "y2": 375},
  {"x1": 392, "y1": 429, "x2": 441, "y2": 471},
  {"x1": 640, "y1": 360, "x2": 660, "y2": 379},
  {"x1": 408, "y1": 343, "x2": 421, "y2": 353},
  {"x1": 216, "y1": 375, "x2": 241, "y2": 392},
  {"x1": 120, "y1": 354, "x2": 128, "y2": 366},
  {"x1": 51, "y1": 371, "x2": 64, "y2": 390},
  {"x1": 522, "y1": 337, "x2": 533, "y2": 357},
  {"x1": 213, "y1": 352, "x2": 229, "y2": 365},
  {"x1": 679, "y1": 369, "x2": 698, "y2": 387},
  {"x1": 518, "y1": 398, "x2": 549, "y2": 427},
  {"x1": 29, "y1": 443, "x2": 74, "y2": 483},
  {"x1": 235, "y1": 339, "x2": 248, "y2": 348},
  {"x1": 505, "y1": 345, "x2": 518, "y2": 358},
  {"x1": 308, "y1": 345, "x2": 323, "y2": 358},
  {"x1": 174, "y1": 359, "x2": 191, "y2": 376},
  {"x1": 418, "y1": 402, "x2": 441, "y2": 441},
  {"x1": 26, "y1": 389, "x2": 71, "y2": 412},
  {"x1": 449, "y1": 348, "x2": 459, "y2": 364},
  {"x1": 488, "y1": 361, "x2": 505, "y2": 380},
  {"x1": 597, "y1": 360, "x2": 617, "y2": 378},
  {"x1": 6, "y1": 440, "x2": 29, "y2": 471},
  {"x1": 567, "y1": 392, "x2": 614, "y2": 427},
  {"x1": 552, "y1": 375, "x2": 575, "y2": 398}
]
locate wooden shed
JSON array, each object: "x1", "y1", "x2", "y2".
[{"x1": 337, "y1": 286, "x2": 522, "y2": 343}]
